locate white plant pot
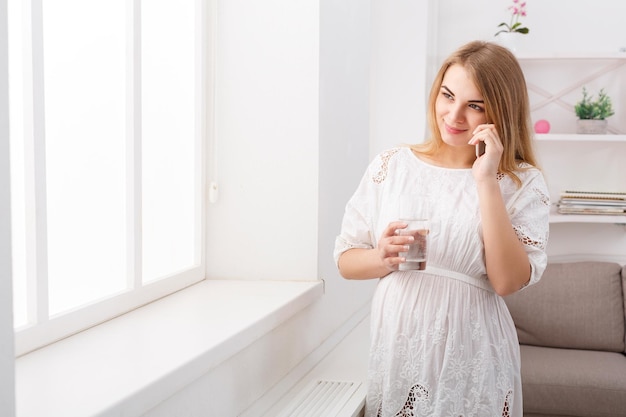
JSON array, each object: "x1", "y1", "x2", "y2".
[
  {"x1": 495, "y1": 32, "x2": 523, "y2": 53},
  {"x1": 576, "y1": 119, "x2": 608, "y2": 134}
]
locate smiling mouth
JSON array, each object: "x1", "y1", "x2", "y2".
[{"x1": 443, "y1": 123, "x2": 467, "y2": 134}]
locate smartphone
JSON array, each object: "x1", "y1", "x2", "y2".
[{"x1": 475, "y1": 142, "x2": 486, "y2": 157}]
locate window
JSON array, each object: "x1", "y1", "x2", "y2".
[{"x1": 9, "y1": 0, "x2": 207, "y2": 356}]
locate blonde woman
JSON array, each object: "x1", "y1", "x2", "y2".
[{"x1": 334, "y1": 41, "x2": 550, "y2": 417}]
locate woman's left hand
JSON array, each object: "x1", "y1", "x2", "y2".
[{"x1": 468, "y1": 123, "x2": 503, "y2": 182}]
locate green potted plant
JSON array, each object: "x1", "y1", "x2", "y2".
[{"x1": 574, "y1": 87, "x2": 615, "y2": 134}]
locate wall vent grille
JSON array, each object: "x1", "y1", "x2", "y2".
[{"x1": 276, "y1": 380, "x2": 365, "y2": 417}]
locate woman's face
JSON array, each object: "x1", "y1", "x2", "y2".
[{"x1": 435, "y1": 64, "x2": 488, "y2": 148}]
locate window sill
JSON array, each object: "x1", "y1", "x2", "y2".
[{"x1": 15, "y1": 279, "x2": 324, "y2": 417}]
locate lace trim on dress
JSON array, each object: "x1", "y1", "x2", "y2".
[
  {"x1": 502, "y1": 390, "x2": 513, "y2": 417},
  {"x1": 372, "y1": 148, "x2": 400, "y2": 184},
  {"x1": 511, "y1": 183, "x2": 549, "y2": 251},
  {"x1": 513, "y1": 225, "x2": 546, "y2": 250},
  {"x1": 376, "y1": 384, "x2": 430, "y2": 417},
  {"x1": 376, "y1": 386, "x2": 513, "y2": 417},
  {"x1": 533, "y1": 186, "x2": 550, "y2": 206}
]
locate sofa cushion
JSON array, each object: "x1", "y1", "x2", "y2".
[
  {"x1": 504, "y1": 262, "x2": 625, "y2": 352},
  {"x1": 520, "y1": 345, "x2": 626, "y2": 417}
]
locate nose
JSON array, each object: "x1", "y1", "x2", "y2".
[{"x1": 448, "y1": 103, "x2": 465, "y2": 123}]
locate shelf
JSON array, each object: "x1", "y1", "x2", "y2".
[
  {"x1": 550, "y1": 207, "x2": 626, "y2": 226},
  {"x1": 517, "y1": 52, "x2": 626, "y2": 61},
  {"x1": 535, "y1": 134, "x2": 626, "y2": 142},
  {"x1": 550, "y1": 213, "x2": 626, "y2": 225}
]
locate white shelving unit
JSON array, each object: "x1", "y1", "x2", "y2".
[
  {"x1": 518, "y1": 53, "x2": 626, "y2": 135},
  {"x1": 517, "y1": 52, "x2": 626, "y2": 60},
  {"x1": 535, "y1": 134, "x2": 626, "y2": 226},
  {"x1": 518, "y1": 53, "x2": 626, "y2": 230},
  {"x1": 537, "y1": 137, "x2": 626, "y2": 226},
  {"x1": 536, "y1": 133, "x2": 626, "y2": 143}
]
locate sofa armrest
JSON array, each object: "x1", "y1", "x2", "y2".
[{"x1": 504, "y1": 262, "x2": 625, "y2": 352}]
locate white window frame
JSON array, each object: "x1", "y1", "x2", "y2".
[{"x1": 13, "y1": 0, "x2": 209, "y2": 356}]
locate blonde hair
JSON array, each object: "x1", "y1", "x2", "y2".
[{"x1": 412, "y1": 40, "x2": 538, "y2": 187}]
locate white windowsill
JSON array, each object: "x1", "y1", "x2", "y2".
[{"x1": 15, "y1": 279, "x2": 324, "y2": 417}]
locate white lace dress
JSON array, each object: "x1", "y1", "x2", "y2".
[{"x1": 334, "y1": 147, "x2": 550, "y2": 417}]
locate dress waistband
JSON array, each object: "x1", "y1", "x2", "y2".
[{"x1": 423, "y1": 265, "x2": 495, "y2": 293}]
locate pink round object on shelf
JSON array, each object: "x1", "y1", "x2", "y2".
[{"x1": 534, "y1": 119, "x2": 550, "y2": 134}]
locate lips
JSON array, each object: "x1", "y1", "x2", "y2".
[{"x1": 443, "y1": 123, "x2": 467, "y2": 135}]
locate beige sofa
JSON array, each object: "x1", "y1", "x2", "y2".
[{"x1": 504, "y1": 261, "x2": 626, "y2": 417}]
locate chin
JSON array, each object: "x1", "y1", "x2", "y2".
[{"x1": 440, "y1": 135, "x2": 470, "y2": 148}]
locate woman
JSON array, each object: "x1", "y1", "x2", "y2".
[{"x1": 334, "y1": 41, "x2": 550, "y2": 416}]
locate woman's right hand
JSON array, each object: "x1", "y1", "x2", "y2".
[
  {"x1": 338, "y1": 221, "x2": 415, "y2": 279},
  {"x1": 377, "y1": 221, "x2": 414, "y2": 271}
]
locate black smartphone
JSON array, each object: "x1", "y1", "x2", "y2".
[{"x1": 475, "y1": 142, "x2": 486, "y2": 157}]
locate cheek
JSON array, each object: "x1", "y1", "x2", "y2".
[
  {"x1": 434, "y1": 98, "x2": 446, "y2": 118},
  {"x1": 468, "y1": 112, "x2": 488, "y2": 126}
]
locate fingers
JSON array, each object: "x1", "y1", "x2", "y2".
[
  {"x1": 378, "y1": 222, "x2": 415, "y2": 270},
  {"x1": 468, "y1": 124, "x2": 503, "y2": 155},
  {"x1": 468, "y1": 123, "x2": 496, "y2": 145},
  {"x1": 472, "y1": 123, "x2": 495, "y2": 134}
]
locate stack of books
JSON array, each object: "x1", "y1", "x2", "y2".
[{"x1": 557, "y1": 191, "x2": 626, "y2": 215}]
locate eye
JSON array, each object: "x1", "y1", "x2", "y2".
[
  {"x1": 441, "y1": 91, "x2": 453, "y2": 100},
  {"x1": 469, "y1": 103, "x2": 484, "y2": 112}
]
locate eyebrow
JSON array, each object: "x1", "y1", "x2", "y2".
[{"x1": 441, "y1": 85, "x2": 484, "y2": 103}]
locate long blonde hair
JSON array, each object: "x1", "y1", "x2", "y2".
[{"x1": 412, "y1": 40, "x2": 538, "y2": 187}]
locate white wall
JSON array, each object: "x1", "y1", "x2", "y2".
[
  {"x1": 368, "y1": 0, "x2": 436, "y2": 156},
  {"x1": 146, "y1": 0, "x2": 380, "y2": 414},
  {"x1": 435, "y1": 0, "x2": 626, "y2": 59},
  {"x1": 205, "y1": 0, "x2": 320, "y2": 281},
  {"x1": 0, "y1": 0, "x2": 16, "y2": 415}
]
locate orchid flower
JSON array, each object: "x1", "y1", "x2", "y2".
[{"x1": 495, "y1": 0, "x2": 530, "y2": 36}]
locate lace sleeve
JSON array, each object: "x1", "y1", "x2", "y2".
[
  {"x1": 333, "y1": 149, "x2": 400, "y2": 265},
  {"x1": 507, "y1": 169, "x2": 551, "y2": 288}
]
